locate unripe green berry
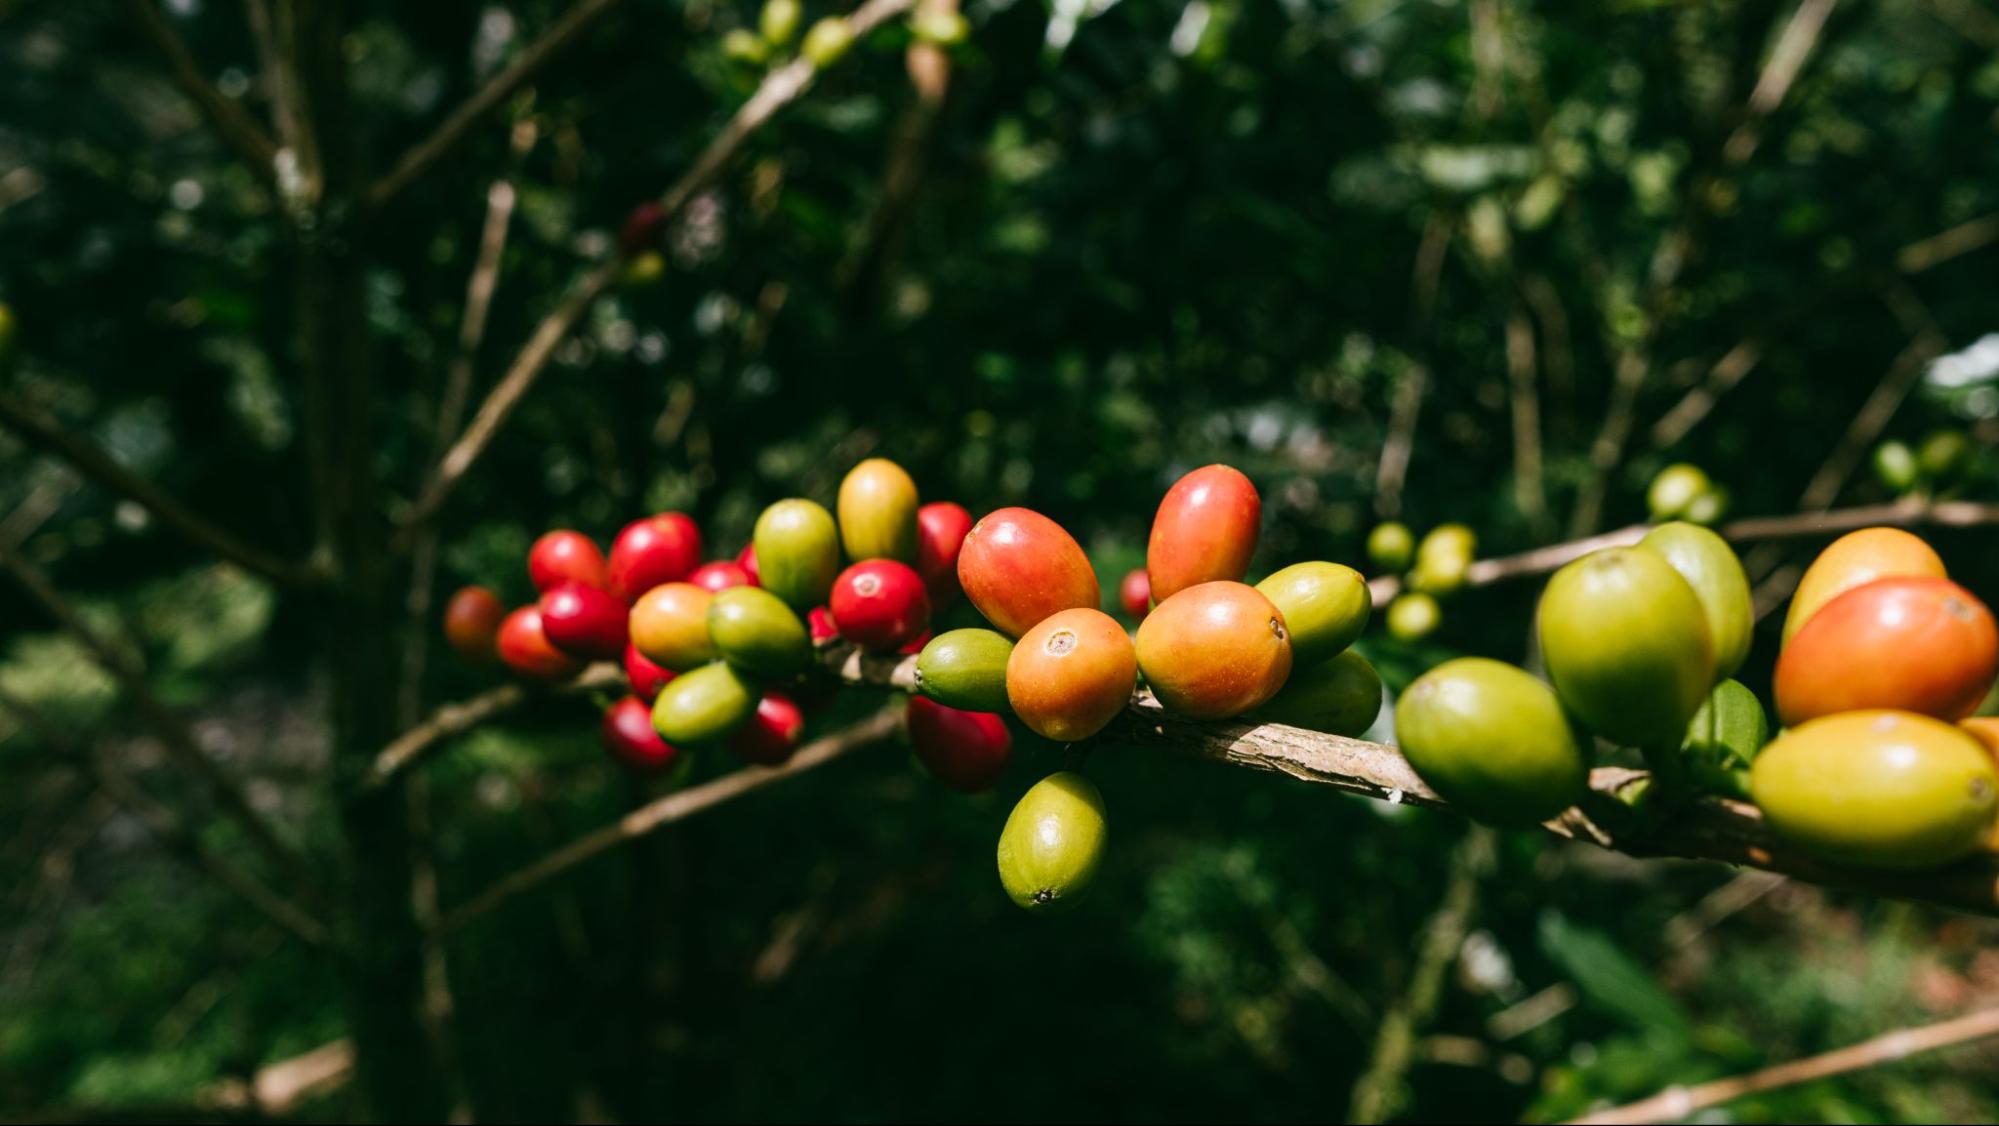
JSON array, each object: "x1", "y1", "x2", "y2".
[{"x1": 802, "y1": 17, "x2": 853, "y2": 67}]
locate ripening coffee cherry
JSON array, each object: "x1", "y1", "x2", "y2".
[
  {"x1": 602, "y1": 695, "x2": 682, "y2": 774},
  {"x1": 1145, "y1": 464, "x2": 1261, "y2": 603},
  {"x1": 1366, "y1": 522, "x2": 1415, "y2": 574},
  {"x1": 1118, "y1": 569, "x2": 1150, "y2": 619},
  {"x1": 728, "y1": 691, "x2": 807, "y2": 766},
  {"x1": 753, "y1": 498, "x2": 841, "y2": 610},
  {"x1": 801, "y1": 16, "x2": 853, "y2": 66},
  {"x1": 619, "y1": 201, "x2": 667, "y2": 257},
  {"x1": 1647, "y1": 463, "x2": 1712, "y2": 523},
  {"x1": 1135, "y1": 582, "x2": 1292, "y2": 719},
  {"x1": 830, "y1": 559, "x2": 931, "y2": 651},
  {"x1": 608, "y1": 513, "x2": 702, "y2": 600},
  {"x1": 915, "y1": 628, "x2": 1014, "y2": 713},
  {"x1": 997, "y1": 772, "x2": 1107, "y2": 912},
  {"x1": 1007, "y1": 608, "x2": 1136, "y2": 741},
  {"x1": 1385, "y1": 592, "x2": 1440, "y2": 641},
  {"x1": 1255, "y1": 562, "x2": 1369, "y2": 665},
  {"x1": 915, "y1": 501, "x2": 974, "y2": 601},
  {"x1": 1874, "y1": 440, "x2": 1919, "y2": 494},
  {"x1": 1253, "y1": 650, "x2": 1382, "y2": 738},
  {"x1": 443, "y1": 585, "x2": 505, "y2": 664},
  {"x1": 1394, "y1": 658, "x2": 1589, "y2": 827},
  {"x1": 529, "y1": 530, "x2": 608, "y2": 592},
  {"x1": 807, "y1": 605, "x2": 839, "y2": 645},
  {"x1": 1776, "y1": 577, "x2": 1998, "y2": 725},
  {"x1": 708, "y1": 586, "x2": 813, "y2": 676},
  {"x1": 628, "y1": 582, "x2": 719, "y2": 671},
  {"x1": 1752, "y1": 710, "x2": 1999, "y2": 869},
  {"x1": 538, "y1": 580, "x2": 631, "y2": 661},
  {"x1": 1537, "y1": 547, "x2": 1714, "y2": 750},
  {"x1": 1782, "y1": 527, "x2": 1946, "y2": 645},
  {"x1": 907, "y1": 696, "x2": 1012, "y2": 793},
  {"x1": 496, "y1": 606, "x2": 585, "y2": 681},
  {"x1": 957, "y1": 507, "x2": 1100, "y2": 637},
  {"x1": 689, "y1": 560, "x2": 755, "y2": 592},
  {"x1": 735, "y1": 543, "x2": 760, "y2": 584},
  {"x1": 1918, "y1": 428, "x2": 1971, "y2": 485},
  {"x1": 624, "y1": 641, "x2": 676, "y2": 702},
  {"x1": 837, "y1": 458, "x2": 920, "y2": 562},
  {"x1": 1638, "y1": 522, "x2": 1753, "y2": 681},
  {"x1": 761, "y1": 0, "x2": 802, "y2": 44},
  {"x1": 652, "y1": 661, "x2": 759, "y2": 745}
]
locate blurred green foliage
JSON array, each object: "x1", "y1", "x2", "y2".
[{"x1": 3, "y1": 0, "x2": 1999, "y2": 1121}]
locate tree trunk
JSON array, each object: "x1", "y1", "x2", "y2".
[{"x1": 289, "y1": 0, "x2": 448, "y2": 1118}]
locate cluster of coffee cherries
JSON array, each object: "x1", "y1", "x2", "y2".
[{"x1": 443, "y1": 459, "x2": 1388, "y2": 912}]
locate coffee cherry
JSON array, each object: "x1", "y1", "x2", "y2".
[
  {"x1": 957, "y1": 507, "x2": 1099, "y2": 637},
  {"x1": 608, "y1": 513, "x2": 702, "y2": 600},
  {"x1": 1254, "y1": 650, "x2": 1382, "y2": 738},
  {"x1": 1255, "y1": 562, "x2": 1369, "y2": 665},
  {"x1": 907, "y1": 696, "x2": 1011, "y2": 792},
  {"x1": 1146, "y1": 464, "x2": 1260, "y2": 603},
  {"x1": 628, "y1": 582, "x2": 719, "y2": 671},
  {"x1": 689, "y1": 560, "x2": 755, "y2": 592},
  {"x1": 753, "y1": 498, "x2": 841, "y2": 610},
  {"x1": 1874, "y1": 440, "x2": 1919, "y2": 494},
  {"x1": 728, "y1": 691, "x2": 807, "y2": 766},
  {"x1": 529, "y1": 530, "x2": 608, "y2": 592},
  {"x1": 722, "y1": 28, "x2": 770, "y2": 65},
  {"x1": 1777, "y1": 577, "x2": 1997, "y2": 725},
  {"x1": 1918, "y1": 428, "x2": 1971, "y2": 484},
  {"x1": 1638, "y1": 522, "x2": 1752, "y2": 681},
  {"x1": 619, "y1": 201, "x2": 667, "y2": 257},
  {"x1": 801, "y1": 16, "x2": 853, "y2": 67},
  {"x1": 915, "y1": 628, "x2": 1013, "y2": 713},
  {"x1": 708, "y1": 586, "x2": 813, "y2": 676},
  {"x1": 496, "y1": 606, "x2": 585, "y2": 681},
  {"x1": 915, "y1": 501, "x2": 974, "y2": 600},
  {"x1": 1538, "y1": 547, "x2": 1713, "y2": 750},
  {"x1": 1783, "y1": 527, "x2": 1946, "y2": 645},
  {"x1": 1118, "y1": 568, "x2": 1150, "y2": 619},
  {"x1": 1385, "y1": 592, "x2": 1440, "y2": 641},
  {"x1": 837, "y1": 457, "x2": 920, "y2": 562},
  {"x1": 602, "y1": 695, "x2": 682, "y2": 774},
  {"x1": 997, "y1": 772, "x2": 1107, "y2": 912},
  {"x1": 830, "y1": 559, "x2": 931, "y2": 651},
  {"x1": 807, "y1": 605, "x2": 839, "y2": 646},
  {"x1": 1007, "y1": 608, "x2": 1136, "y2": 741},
  {"x1": 1409, "y1": 524, "x2": 1475, "y2": 595},
  {"x1": 735, "y1": 544, "x2": 761, "y2": 585},
  {"x1": 1752, "y1": 710, "x2": 1998, "y2": 869},
  {"x1": 1367, "y1": 522, "x2": 1415, "y2": 573},
  {"x1": 443, "y1": 585, "x2": 504, "y2": 664},
  {"x1": 1647, "y1": 463, "x2": 1712, "y2": 523},
  {"x1": 760, "y1": 0, "x2": 802, "y2": 45},
  {"x1": 1394, "y1": 658, "x2": 1589, "y2": 827},
  {"x1": 652, "y1": 662, "x2": 758, "y2": 745},
  {"x1": 538, "y1": 580, "x2": 631, "y2": 661},
  {"x1": 1135, "y1": 582, "x2": 1291, "y2": 719},
  {"x1": 623, "y1": 641, "x2": 676, "y2": 702}
]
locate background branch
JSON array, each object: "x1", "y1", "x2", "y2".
[
  {"x1": 126, "y1": 0, "x2": 280, "y2": 180},
  {"x1": 397, "y1": 0, "x2": 916, "y2": 534},
  {"x1": 0, "y1": 389, "x2": 319, "y2": 586},
  {"x1": 366, "y1": 664, "x2": 623, "y2": 790},
  {"x1": 440, "y1": 706, "x2": 903, "y2": 932},
  {"x1": 1568, "y1": 1005, "x2": 1999, "y2": 1125}
]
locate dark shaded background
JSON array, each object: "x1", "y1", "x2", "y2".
[{"x1": 2, "y1": 0, "x2": 1998, "y2": 1121}]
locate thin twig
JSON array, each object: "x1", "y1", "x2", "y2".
[
  {"x1": 1646, "y1": 337, "x2": 1765, "y2": 451},
  {"x1": 441, "y1": 706, "x2": 903, "y2": 932},
  {"x1": 0, "y1": 390, "x2": 319, "y2": 586},
  {"x1": 240, "y1": 0, "x2": 305, "y2": 162},
  {"x1": 365, "y1": 0, "x2": 623, "y2": 209},
  {"x1": 1567, "y1": 1006, "x2": 1999, "y2": 1125},
  {"x1": 1347, "y1": 828, "x2": 1495, "y2": 1124},
  {"x1": 0, "y1": 539, "x2": 326, "y2": 904},
  {"x1": 1722, "y1": 0, "x2": 1840, "y2": 164},
  {"x1": 0, "y1": 684, "x2": 330, "y2": 948},
  {"x1": 365, "y1": 664, "x2": 624, "y2": 791},
  {"x1": 126, "y1": 0, "x2": 280, "y2": 180},
  {"x1": 1505, "y1": 297, "x2": 1549, "y2": 531},
  {"x1": 397, "y1": 0, "x2": 915, "y2": 534},
  {"x1": 1364, "y1": 498, "x2": 1999, "y2": 608}
]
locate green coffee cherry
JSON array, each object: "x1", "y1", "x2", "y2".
[
  {"x1": 1873, "y1": 440, "x2": 1919, "y2": 494},
  {"x1": 1917, "y1": 428, "x2": 1971, "y2": 486},
  {"x1": 1366, "y1": 522, "x2": 1415, "y2": 573},
  {"x1": 996, "y1": 772, "x2": 1107, "y2": 912},
  {"x1": 1386, "y1": 592, "x2": 1441, "y2": 642},
  {"x1": 722, "y1": 28, "x2": 770, "y2": 65},
  {"x1": 1647, "y1": 463, "x2": 1712, "y2": 522},
  {"x1": 801, "y1": 17, "x2": 854, "y2": 67},
  {"x1": 760, "y1": 0, "x2": 802, "y2": 46}
]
